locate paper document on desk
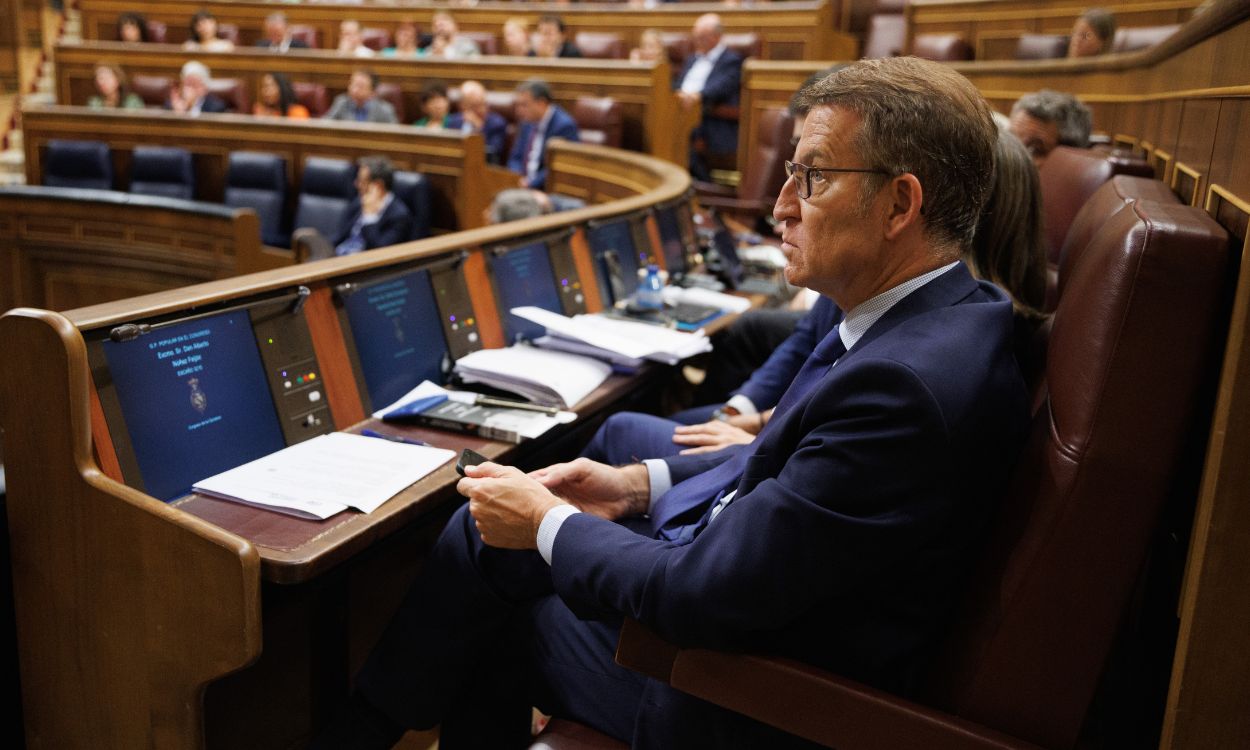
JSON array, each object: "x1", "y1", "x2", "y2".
[
  {"x1": 453, "y1": 345, "x2": 611, "y2": 409},
  {"x1": 660, "y1": 286, "x2": 752, "y2": 313},
  {"x1": 192, "y1": 432, "x2": 455, "y2": 519},
  {"x1": 513, "y1": 306, "x2": 712, "y2": 365}
]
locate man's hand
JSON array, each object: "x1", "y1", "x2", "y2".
[
  {"x1": 673, "y1": 418, "x2": 758, "y2": 454},
  {"x1": 529, "y1": 458, "x2": 649, "y2": 521},
  {"x1": 169, "y1": 88, "x2": 189, "y2": 113},
  {"x1": 677, "y1": 91, "x2": 702, "y2": 110},
  {"x1": 457, "y1": 462, "x2": 566, "y2": 549}
]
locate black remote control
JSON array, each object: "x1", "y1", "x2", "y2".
[{"x1": 456, "y1": 448, "x2": 489, "y2": 477}]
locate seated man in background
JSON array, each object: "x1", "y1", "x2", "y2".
[
  {"x1": 533, "y1": 15, "x2": 582, "y2": 58},
  {"x1": 677, "y1": 13, "x2": 744, "y2": 181},
  {"x1": 486, "y1": 187, "x2": 586, "y2": 224},
  {"x1": 338, "y1": 19, "x2": 376, "y2": 58},
  {"x1": 334, "y1": 155, "x2": 412, "y2": 256},
  {"x1": 165, "y1": 60, "x2": 227, "y2": 115},
  {"x1": 324, "y1": 69, "x2": 398, "y2": 124},
  {"x1": 420, "y1": 11, "x2": 481, "y2": 59},
  {"x1": 447, "y1": 80, "x2": 508, "y2": 163},
  {"x1": 507, "y1": 79, "x2": 580, "y2": 190},
  {"x1": 1069, "y1": 7, "x2": 1116, "y2": 57},
  {"x1": 316, "y1": 57, "x2": 1029, "y2": 749},
  {"x1": 256, "y1": 12, "x2": 308, "y2": 52},
  {"x1": 1008, "y1": 89, "x2": 1092, "y2": 165}
]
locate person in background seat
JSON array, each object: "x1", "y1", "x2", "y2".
[
  {"x1": 507, "y1": 79, "x2": 580, "y2": 190},
  {"x1": 1068, "y1": 8, "x2": 1116, "y2": 57},
  {"x1": 323, "y1": 69, "x2": 398, "y2": 124},
  {"x1": 88, "y1": 64, "x2": 144, "y2": 109},
  {"x1": 334, "y1": 156, "x2": 413, "y2": 256},
  {"x1": 1007, "y1": 89, "x2": 1092, "y2": 166}
]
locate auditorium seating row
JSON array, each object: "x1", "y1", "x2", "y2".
[
  {"x1": 78, "y1": 0, "x2": 853, "y2": 62},
  {"x1": 38, "y1": 140, "x2": 433, "y2": 249}
]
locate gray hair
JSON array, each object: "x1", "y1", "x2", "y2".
[
  {"x1": 489, "y1": 189, "x2": 546, "y2": 223},
  {"x1": 515, "y1": 78, "x2": 553, "y2": 102},
  {"x1": 1011, "y1": 90, "x2": 1092, "y2": 148},
  {"x1": 180, "y1": 60, "x2": 211, "y2": 83}
]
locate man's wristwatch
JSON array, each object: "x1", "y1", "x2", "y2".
[{"x1": 712, "y1": 405, "x2": 741, "y2": 422}]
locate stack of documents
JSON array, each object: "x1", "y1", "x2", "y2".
[
  {"x1": 376, "y1": 380, "x2": 578, "y2": 443},
  {"x1": 660, "y1": 285, "x2": 753, "y2": 313},
  {"x1": 192, "y1": 432, "x2": 455, "y2": 520},
  {"x1": 453, "y1": 345, "x2": 611, "y2": 409},
  {"x1": 513, "y1": 306, "x2": 713, "y2": 367}
]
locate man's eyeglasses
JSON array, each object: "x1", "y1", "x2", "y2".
[{"x1": 784, "y1": 160, "x2": 890, "y2": 200}]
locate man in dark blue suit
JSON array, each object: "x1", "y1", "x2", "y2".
[
  {"x1": 334, "y1": 156, "x2": 412, "y2": 256},
  {"x1": 318, "y1": 58, "x2": 1029, "y2": 749},
  {"x1": 506, "y1": 79, "x2": 580, "y2": 190},
  {"x1": 676, "y1": 13, "x2": 744, "y2": 181},
  {"x1": 446, "y1": 80, "x2": 508, "y2": 165}
]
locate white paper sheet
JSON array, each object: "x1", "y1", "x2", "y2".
[
  {"x1": 511, "y1": 307, "x2": 712, "y2": 365},
  {"x1": 453, "y1": 346, "x2": 611, "y2": 408},
  {"x1": 192, "y1": 432, "x2": 455, "y2": 519}
]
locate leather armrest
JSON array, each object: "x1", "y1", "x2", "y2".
[{"x1": 616, "y1": 619, "x2": 1041, "y2": 750}]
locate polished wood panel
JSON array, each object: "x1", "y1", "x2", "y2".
[
  {"x1": 21, "y1": 105, "x2": 490, "y2": 233},
  {"x1": 0, "y1": 189, "x2": 272, "y2": 312},
  {"x1": 53, "y1": 40, "x2": 689, "y2": 165},
  {"x1": 76, "y1": 0, "x2": 855, "y2": 61},
  {"x1": 907, "y1": 0, "x2": 1197, "y2": 60}
]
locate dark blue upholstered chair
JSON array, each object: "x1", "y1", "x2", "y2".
[
  {"x1": 225, "y1": 151, "x2": 288, "y2": 247},
  {"x1": 392, "y1": 170, "x2": 432, "y2": 241},
  {"x1": 292, "y1": 156, "x2": 357, "y2": 243},
  {"x1": 42, "y1": 139, "x2": 113, "y2": 191},
  {"x1": 128, "y1": 146, "x2": 195, "y2": 201}
]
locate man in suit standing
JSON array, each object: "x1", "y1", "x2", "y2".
[
  {"x1": 316, "y1": 58, "x2": 1029, "y2": 749},
  {"x1": 677, "y1": 13, "x2": 744, "y2": 181},
  {"x1": 256, "y1": 11, "x2": 309, "y2": 52},
  {"x1": 165, "y1": 60, "x2": 227, "y2": 115},
  {"x1": 446, "y1": 80, "x2": 508, "y2": 164},
  {"x1": 323, "y1": 69, "x2": 398, "y2": 124},
  {"x1": 333, "y1": 156, "x2": 412, "y2": 255},
  {"x1": 506, "y1": 79, "x2": 580, "y2": 190}
]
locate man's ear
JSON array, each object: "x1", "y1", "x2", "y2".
[{"x1": 882, "y1": 173, "x2": 924, "y2": 241}]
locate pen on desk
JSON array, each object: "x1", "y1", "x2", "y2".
[
  {"x1": 360, "y1": 429, "x2": 431, "y2": 446},
  {"x1": 472, "y1": 395, "x2": 562, "y2": 416}
]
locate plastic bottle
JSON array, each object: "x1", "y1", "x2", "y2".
[{"x1": 636, "y1": 264, "x2": 665, "y2": 310}]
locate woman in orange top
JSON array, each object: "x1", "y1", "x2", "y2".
[{"x1": 253, "y1": 72, "x2": 310, "y2": 119}]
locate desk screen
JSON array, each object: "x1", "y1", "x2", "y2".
[
  {"x1": 342, "y1": 268, "x2": 450, "y2": 411},
  {"x1": 587, "y1": 219, "x2": 644, "y2": 306},
  {"x1": 489, "y1": 242, "x2": 563, "y2": 343},
  {"x1": 102, "y1": 310, "x2": 287, "y2": 502},
  {"x1": 655, "y1": 205, "x2": 688, "y2": 275}
]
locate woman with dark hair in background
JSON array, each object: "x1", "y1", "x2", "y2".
[
  {"x1": 88, "y1": 63, "x2": 145, "y2": 109},
  {"x1": 116, "y1": 12, "x2": 148, "y2": 43},
  {"x1": 413, "y1": 82, "x2": 452, "y2": 128},
  {"x1": 253, "y1": 72, "x2": 310, "y2": 119},
  {"x1": 1069, "y1": 8, "x2": 1117, "y2": 57},
  {"x1": 184, "y1": 9, "x2": 235, "y2": 52}
]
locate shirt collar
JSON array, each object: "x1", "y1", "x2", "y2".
[
  {"x1": 839, "y1": 261, "x2": 960, "y2": 351},
  {"x1": 698, "y1": 43, "x2": 726, "y2": 64}
]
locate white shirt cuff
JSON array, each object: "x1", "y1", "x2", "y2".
[
  {"x1": 536, "y1": 504, "x2": 581, "y2": 564},
  {"x1": 642, "y1": 458, "x2": 671, "y2": 514},
  {"x1": 726, "y1": 394, "x2": 758, "y2": 416}
]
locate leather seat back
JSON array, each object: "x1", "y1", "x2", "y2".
[
  {"x1": 289, "y1": 25, "x2": 319, "y2": 48},
  {"x1": 360, "y1": 28, "x2": 391, "y2": 52},
  {"x1": 926, "y1": 198, "x2": 1230, "y2": 748},
  {"x1": 293, "y1": 156, "x2": 357, "y2": 241},
  {"x1": 735, "y1": 106, "x2": 794, "y2": 210},
  {"x1": 1038, "y1": 146, "x2": 1117, "y2": 265},
  {"x1": 911, "y1": 33, "x2": 972, "y2": 61},
  {"x1": 462, "y1": 30, "x2": 498, "y2": 55},
  {"x1": 128, "y1": 145, "x2": 195, "y2": 200},
  {"x1": 863, "y1": 14, "x2": 907, "y2": 58},
  {"x1": 208, "y1": 77, "x2": 249, "y2": 113},
  {"x1": 722, "y1": 32, "x2": 762, "y2": 60},
  {"x1": 1015, "y1": 33, "x2": 1069, "y2": 59},
  {"x1": 375, "y1": 82, "x2": 406, "y2": 122},
  {"x1": 130, "y1": 74, "x2": 171, "y2": 107},
  {"x1": 43, "y1": 139, "x2": 113, "y2": 190},
  {"x1": 575, "y1": 32, "x2": 627, "y2": 59},
  {"x1": 145, "y1": 20, "x2": 167, "y2": 44},
  {"x1": 572, "y1": 97, "x2": 623, "y2": 149},
  {"x1": 225, "y1": 151, "x2": 289, "y2": 247},
  {"x1": 292, "y1": 81, "x2": 329, "y2": 117},
  {"x1": 392, "y1": 171, "x2": 432, "y2": 241}
]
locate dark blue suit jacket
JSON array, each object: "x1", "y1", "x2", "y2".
[
  {"x1": 550, "y1": 264, "x2": 1029, "y2": 744},
  {"x1": 676, "y1": 48, "x2": 744, "y2": 156},
  {"x1": 335, "y1": 194, "x2": 413, "y2": 250},
  {"x1": 507, "y1": 104, "x2": 580, "y2": 189},
  {"x1": 446, "y1": 110, "x2": 508, "y2": 165}
]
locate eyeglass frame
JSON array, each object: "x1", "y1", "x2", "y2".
[{"x1": 783, "y1": 160, "x2": 892, "y2": 201}]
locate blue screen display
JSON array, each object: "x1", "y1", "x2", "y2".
[
  {"x1": 342, "y1": 268, "x2": 450, "y2": 411},
  {"x1": 489, "y1": 242, "x2": 563, "y2": 343},
  {"x1": 655, "y1": 206, "x2": 687, "y2": 275},
  {"x1": 588, "y1": 220, "x2": 645, "y2": 305},
  {"x1": 102, "y1": 310, "x2": 287, "y2": 502}
]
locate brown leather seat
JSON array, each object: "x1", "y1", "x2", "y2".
[
  {"x1": 659, "y1": 32, "x2": 693, "y2": 71},
  {"x1": 911, "y1": 33, "x2": 973, "y2": 61},
  {"x1": 722, "y1": 32, "x2": 762, "y2": 60},
  {"x1": 292, "y1": 81, "x2": 329, "y2": 117},
  {"x1": 207, "y1": 78, "x2": 249, "y2": 113},
  {"x1": 462, "y1": 30, "x2": 498, "y2": 55},
  {"x1": 571, "y1": 97, "x2": 623, "y2": 149},
  {"x1": 485, "y1": 90, "x2": 519, "y2": 154},
  {"x1": 1015, "y1": 33, "x2": 1069, "y2": 60},
  {"x1": 575, "y1": 31, "x2": 627, "y2": 60},
  {"x1": 289, "y1": 24, "x2": 320, "y2": 49},
  {"x1": 1112, "y1": 24, "x2": 1181, "y2": 53},
  {"x1": 145, "y1": 19, "x2": 168, "y2": 44},
  {"x1": 613, "y1": 194, "x2": 1231, "y2": 750},
  {"x1": 375, "y1": 82, "x2": 406, "y2": 122},
  {"x1": 216, "y1": 22, "x2": 241, "y2": 45},
  {"x1": 130, "y1": 74, "x2": 172, "y2": 107},
  {"x1": 862, "y1": 14, "x2": 907, "y2": 58},
  {"x1": 360, "y1": 27, "x2": 391, "y2": 52},
  {"x1": 694, "y1": 106, "x2": 793, "y2": 232}
]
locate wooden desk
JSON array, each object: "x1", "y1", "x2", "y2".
[
  {"x1": 54, "y1": 40, "x2": 691, "y2": 165},
  {"x1": 0, "y1": 139, "x2": 692, "y2": 747},
  {"x1": 76, "y1": 0, "x2": 856, "y2": 61}
]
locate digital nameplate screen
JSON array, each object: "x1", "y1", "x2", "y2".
[
  {"x1": 655, "y1": 205, "x2": 688, "y2": 275},
  {"x1": 488, "y1": 241, "x2": 564, "y2": 343},
  {"x1": 342, "y1": 267, "x2": 451, "y2": 411},
  {"x1": 587, "y1": 219, "x2": 645, "y2": 306},
  {"x1": 102, "y1": 309, "x2": 287, "y2": 502}
]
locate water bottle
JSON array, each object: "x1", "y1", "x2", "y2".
[{"x1": 636, "y1": 264, "x2": 665, "y2": 310}]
